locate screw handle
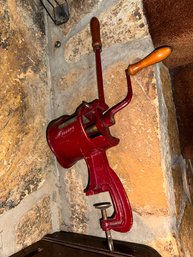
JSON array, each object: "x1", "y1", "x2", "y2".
[
  {"x1": 90, "y1": 17, "x2": 102, "y2": 51},
  {"x1": 94, "y1": 202, "x2": 114, "y2": 252},
  {"x1": 94, "y1": 202, "x2": 112, "y2": 210},
  {"x1": 94, "y1": 202, "x2": 112, "y2": 220},
  {"x1": 127, "y1": 46, "x2": 172, "y2": 75}
]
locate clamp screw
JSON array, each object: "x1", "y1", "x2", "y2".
[{"x1": 94, "y1": 202, "x2": 114, "y2": 252}]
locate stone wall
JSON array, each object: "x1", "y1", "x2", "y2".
[
  {"x1": 143, "y1": 1, "x2": 193, "y2": 255},
  {"x1": 0, "y1": 1, "x2": 60, "y2": 256},
  {"x1": 170, "y1": 63, "x2": 193, "y2": 256},
  {"x1": 46, "y1": 0, "x2": 181, "y2": 256},
  {"x1": 0, "y1": 0, "x2": 187, "y2": 256}
]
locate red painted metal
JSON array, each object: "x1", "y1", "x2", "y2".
[
  {"x1": 103, "y1": 71, "x2": 132, "y2": 127},
  {"x1": 95, "y1": 48, "x2": 105, "y2": 103},
  {"x1": 46, "y1": 17, "x2": 133, "y2": 233}
]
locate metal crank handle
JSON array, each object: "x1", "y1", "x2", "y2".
[{"x1": 127, "y1": 46, "x2": 172, "y2": 75}]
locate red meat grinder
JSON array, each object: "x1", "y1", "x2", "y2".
[{"x1": 47, "y1": 17, "x2": 172, "y2": 238}]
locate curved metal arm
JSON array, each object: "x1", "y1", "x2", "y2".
[
  {"x1": 103, "y1": 71, "x2": 132, "y2": 127},
  {"x1": 85, "y1": 150, "x2": 133, "y2": 232},
  {"x1": 102, "y1": 46, "x2": 172, "y2": 127}
]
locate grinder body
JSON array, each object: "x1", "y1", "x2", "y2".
[{"x1": 47, "y1": 98, "x2": 133, "y2": 232}]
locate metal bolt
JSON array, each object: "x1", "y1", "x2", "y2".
[
  {"x1": 55, "y1": 41, "x2": 61, "y2": 48},
  {"x1": 94, "y1": 202, "x2": 114, "y2": 252},
  {"x1": 82, "y1": 101, "x2": 90, "y2": 108}
]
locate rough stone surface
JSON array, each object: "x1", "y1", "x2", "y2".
[
  {"x1": 46, "y1": 0, "x2": 182, "y2": 256},
  {"x1": 54, "y1": 59, "x2": 169, "y2": 217},
  {"x1": 63, "y1": 167, "x2": 88, "y2": 233},
  {"x1": 105, "y1": 62, "x2": 168, "y2": 214},
  {"x1": 54, "y1": 62, "x2": 98, "y2": 113},
  {"x1": 184, "y1": 159, "x2": 193, "y2": 205},
  {"x1": 160, "y1": 65, "x2": 180, "y2": 157},
  {"x1": 2, "y1": 0, "x2": 185, "y2": 256},
  {"x1": 0, "y1": 0, "x2": 52, "y2": 214},
  {"x1": 178, "y1": 202, "x2": 193, "y2": 257},
  {"x1": 57, "y1": 69, "x2": 85, "y2": 91},
  {"x1": 16, "y1": 197, "x2": 52, "y2": 249},
  {"x1": 64, "y1": 0, "x2": 149, "y2": 63},
  {"x1": 0, "y1": 1, "x2": 61, "y2": 256},
  {"x1": 172, "y1": 164, "x2": 184, "y2": 218},
  {"x1": 62, "y1": 0, "x2": 102, "y2": 36},
  {"x1": 149, "y1": 235, "x2": 179, "y2": 257}
]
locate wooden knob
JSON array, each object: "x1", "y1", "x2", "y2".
[
  {"x1": 90, "y1": 17, "x2": 102, "y2": 51},
  {"x1": 128, "y1": 46, "x2": 172, "y2": 75}
]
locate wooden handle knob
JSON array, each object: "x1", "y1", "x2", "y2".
[
  {"x1": 90, "y1": 17, "x2": 102, "y2": 51},
  {"x1": 128, "y1": 46, "x2": 172, "y2": 75}
]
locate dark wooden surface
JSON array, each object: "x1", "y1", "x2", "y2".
[{"x1": 10, "y1": 231, "x2": 162, "y2": 257}]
